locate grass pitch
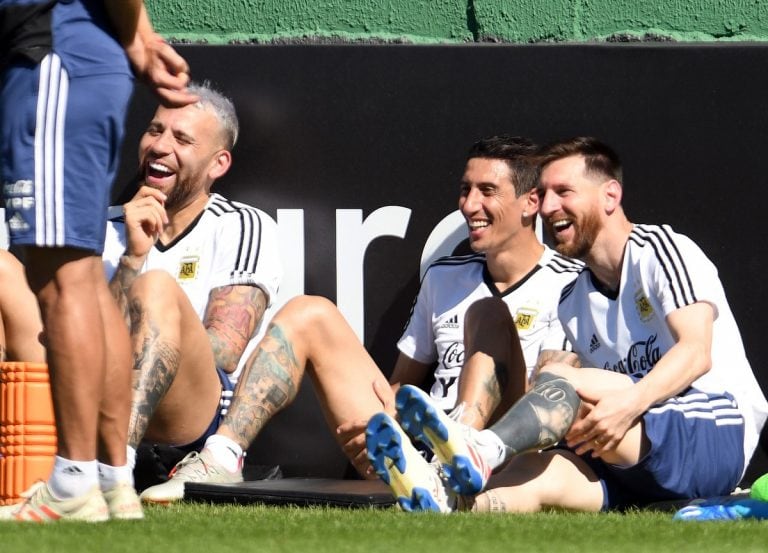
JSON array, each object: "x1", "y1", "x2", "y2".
[{"x1": 1, "y1": 503, "x2": 767, "y2": 553}]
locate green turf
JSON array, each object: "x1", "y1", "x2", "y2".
[{"x1": 1, "y1": 503, "x2": 768, "y2": 553}]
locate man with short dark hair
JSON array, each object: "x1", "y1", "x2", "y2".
[{"x1": 380, "y1": 136, "x2": 768, "y2": 513}]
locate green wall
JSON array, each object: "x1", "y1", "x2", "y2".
[{"x1": 147, "y1": 0, "x2": 768, "y2": 44}]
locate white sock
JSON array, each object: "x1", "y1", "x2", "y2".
[
  {"x1": 126, "y1": 445, "x2": 137, "y2": 471},
  {"x1": 476, "y1": 429, "x2": 507, "y2": 470},
  {"x1": 204, "y1": 434, "x2": 243, "y2": 473},
  {"x1": 98, "y1": 462, "x2": 134, "y2": 491},
  {"x1": 48, "y1": 456, "x2": 99, "y2": 499}
]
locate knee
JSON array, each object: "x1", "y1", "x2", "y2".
[
  {"x1": 531, "y1": 370, "x2": 580, "y2": 412},
  {"x1": 465, "y1": 297, "x2": 512, "y2": 328},
  {"x1": 539, "y1": 363, "x2": 578, "y2": 381},
  {"x1": 276, "y1": 295, "x2": 339, "y2": 329},
  {"x1": 129, "y1": 270, "x2": 176, "y2": 299}
]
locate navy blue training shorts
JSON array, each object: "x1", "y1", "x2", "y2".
[
  {"x1": 1, "y1": 53, "x2": 133, "y2": 253},
  {"x1": 571, "y1": 387, "x2": 745, "y2": 510}
]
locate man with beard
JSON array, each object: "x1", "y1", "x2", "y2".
[
  {"x1": 102, "y1": 81, "x2": 282, "y2": 487},
  {"x1": 137, "y1": 135, "x2": 582, "y2": 506},
  {"x1": 373, "y1": 136, "x2": 768, "y2": 513}
]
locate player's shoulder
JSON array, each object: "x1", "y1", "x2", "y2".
[
  {"x1": 628, "y1": 223, "x2": 696, "y2": 250},
  {"x1": 205, "y1": 194, "x2": 271, "y2": 233},
  {"x1": 206, "y1": 193, "x2": 263, "y2": 217},
  {"x1": 557, "y1": 265, "x2": 593, "y2": 305},
  {"x1": 539, "y1": 246, "x2": 585, "y2": 275},
  {"x1": 424, "y1": 252, "x2": 487, "y2": 276},
  {"x1": 628, "y1": 223, "x2": 705, "y2": 267}
]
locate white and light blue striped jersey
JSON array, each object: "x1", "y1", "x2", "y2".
[
  {"x1": 102, "y1": 193, "x2": 283, "y2": 383},
  {"x1": 398, "y1": 245, "x2": 583, "y2": 410},
  {"x1": 558, "y1": 223, "x2": 768, "y2": 465}
]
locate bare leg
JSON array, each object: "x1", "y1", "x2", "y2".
[
  {"x1": 0, "y1": 249, "x2": 44, "y2": 363},
  {"x1": 457, "y1": 297, "x2": 528, "y2": 428},
  {"x1": 124, "y1": 270, "x2": 221, "y2": 448},
  {"x1": 470, "y1": 449, "x2": 604, "y2": 513},
  {"x1": 24, "y1": 249, "x2": 106, "y2": 463},
  {"x1": 217, "y1": 295, "x2": 391, "y2": 474},
  {"x1": 95, "y1": 265, "x2": 132, "y2": 466}
]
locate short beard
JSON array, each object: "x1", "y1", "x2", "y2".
[
  {"x1": 164, "y1": 179, "x2": 197, "y2": 212},
  {"x1": 554, "y1": 209, "x2": 601, "y2": 259}
]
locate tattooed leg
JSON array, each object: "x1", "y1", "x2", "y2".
[
  {"x1": 124, "y1": 270, "x2": 220, "y2": 448},
  {"x1": 217, "y1": 322, "x2": 300, "y2": 449},
  {"x1": 127, "y1": 299, "x2": 181, "y2": 447},
  {"x1": 212, "y1": 295, "x2": 392, "y2": 477},
  {"x1": 488, "y1": 371, "x2": 581, "y2": 461}
]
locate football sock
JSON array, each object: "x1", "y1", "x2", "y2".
[
  {"x1": 49, "y1": 456, "x2": 99, "y2": 499},
  {"x1": 473, "y1": 429, "x2": 507, "y2": 470},
  {"x1": 204, "y1": 434, "x2": 243, "y2": 472},
  {"x1": 126, "y1": 445, "x2": 137, "y2": 471},
  {"x1": 98, "y1": 461, "x2": 134, "y2": 491},
  {"x1": 488, "y1": 371, "x2": 580, "y2": 462}
]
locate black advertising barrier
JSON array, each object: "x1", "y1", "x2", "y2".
[{"x1": 116, "y1": 44, "x2": 768, "y2": 479}]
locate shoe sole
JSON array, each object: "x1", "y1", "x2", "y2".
[
  {"x1": 396, "y1": 386, "x2": 486, "y2": 495},
  {"x1": 139, "y1": 494, "x2": 177, "y2": 506},
  {"x1": 139, "y1": 482, "x2": 185, "y2": 505},
  {"x1": 111, "y1": 510, "x2": 145, "y2": 520},
  {"x1": 365, "y1": 413, "x2": 444, "y2": 512}
]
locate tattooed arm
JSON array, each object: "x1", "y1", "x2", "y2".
[
  {"x1": 108, "y1": 185, "x2": 168, "y2": 323},
  {"x1": 109, "y1": 254, "x2": 145, "y2": 326},
  {"x1": 203, "y1": 284, "x2": 268, "y2": 374}
]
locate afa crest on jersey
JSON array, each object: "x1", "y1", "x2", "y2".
[
  {"x1": 634, "y1": 289, "x2": 654, "y2": 322},
  {"x1": 514, "y1": 307, "x2": 538, "y2": 330},
  {"x1": 178, "y1": 255, "x2": 199, "y2": 281}
]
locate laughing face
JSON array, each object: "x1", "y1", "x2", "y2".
[
  {"x1": 538, "y1": 155, "x2": 604, "y2": 259},
  {"x1": 458, "y1": 157, "x2": 534, "y2": 256},
  {"x1": 138, "y1": 103, "x2": 228, "y2": 211}
]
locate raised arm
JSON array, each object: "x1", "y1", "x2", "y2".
[
  {"x1": 108, "y1": 186, "x2": 168, "y2": 322},
  {"x1": 104, "y1": 0, "x2": 196, "y2": 107}
]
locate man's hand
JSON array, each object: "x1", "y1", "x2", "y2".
[
  {"x1": 566, "y1": 385, "x2": 644, "y2": 457},
  {"x1": 126, "y1": 33, "x2": 198, "y2": 107},
  {"x1": 122, "y1": 185, "x2": 168, "y2": 261},
  {"x1": 106, "y1": 1, "x2": 198, "y2": 107},
  {"x1": 336, "y1": 379, "x2": 395, "y2": 478}
]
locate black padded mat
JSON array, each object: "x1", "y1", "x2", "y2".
[
  {"x1": 186, "y1": 477, "x2": 751, "y2": 512},
  {"x1": 185, "y1": 478, "x2": 396, "y2": 508}
]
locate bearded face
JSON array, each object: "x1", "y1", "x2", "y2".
[
  {"x1": 539, "y1": 156, "x2": 609, "y2": 261},
  {"x1": 138, "y1": 104, "x2": 224, "y2": 212},
  {"x1": 549, "y1": 202, "x2": 602, "y2": 259}
]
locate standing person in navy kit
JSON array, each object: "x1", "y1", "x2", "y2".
[{"x1": 0, "y1": 0, "x2": 196, "y2": 522}]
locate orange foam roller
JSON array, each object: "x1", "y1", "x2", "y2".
[{"x1": 0, "y1": 362, "x2": 57, "y2": 505}]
